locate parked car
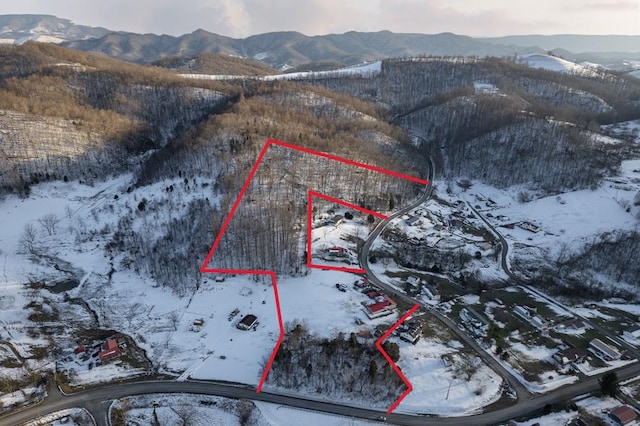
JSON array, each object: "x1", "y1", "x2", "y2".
[{"x1": 335, "y1": 283, "x2": 347, "y2": 292}]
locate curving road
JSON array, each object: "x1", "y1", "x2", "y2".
[
  {"x1": 5, "y1": 155, "x2": 640, "y2": 426},
  {"x1": 468, "y1": 202, "x2": 640, "y2": 362},
  {"x1": 356, "y1": 155, "x2": 640, "y2": 424},
  {"x1": 357, "y1": 158, "x2": 531, "y2": 403},
  {"x1": 6, "y1": 362, "x2": 640, "y2": 426}
]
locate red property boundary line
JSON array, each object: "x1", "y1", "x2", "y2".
[
  {"x1": 200, "y1": 138, "x2": 429, "y2": 408},
  {"x1": 376, "y1": 303, "x2": 421, "y2": 413},
  {"x1": 307, "y1": 190, "x2": 388, "y2": 274}
]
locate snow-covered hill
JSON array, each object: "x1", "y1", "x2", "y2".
[
  {"x1": 0, "y1": 14, "x2": 109, "y2": 45},
  {"x1": 181, "y1": 60, "x2": 382, "y2": 81},
  {"x1": 517, "y1": 54, "x2": 599, "y2": 75}
]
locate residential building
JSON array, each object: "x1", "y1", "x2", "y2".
[
  {"x1": 406, "y1": 276, "x2": 420, "y2": 287},
  {"x1": 552, "y1": 347, "x2": 587, "y2": 366},
  {"x1": 398, "y1": 322, "x2": 422, "y2": 344},
  {"x1": 609, "y1": 405, "x2": 638, "y2": 425},
  {"x1": 589, "y1": 338, "x2": 621, "y2": 361},
  {"x1": 514, "y1": 305, "x2": 547, "y2": 330},
  {"x1": 364, "y1": 293, "x2": 397, "y2": 319},
  {"x1": 328, "y1": 215, "x2": 344, "y2": 226},
  {"x1": 98, "y1": 339, "x2": 120, "y2": 361},
  {"x1": 423, "y1": 284, "x2": 440, "y2": 302},
  {"x1": 555, "y1": 318, "x2": 590, "y2": 334},
  {"x1": 326, "y1": 247, "x2": 348, "y2": 259},
  {"x1": 627, "y1": 325, "x2": 640, "y2": 339},
  {"x1": 405, "y1": 215, "x2": 421, "y2": 226},
  {"x1": 518, "y1": 221, "x2": 540, "y2": 233},
  {"x1": 459, "y1": 307, "x2": 489, "y2": 337}
]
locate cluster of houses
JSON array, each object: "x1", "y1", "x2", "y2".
[{"x1": 551, "y1": 338, "x2": 625, "y2": 370}]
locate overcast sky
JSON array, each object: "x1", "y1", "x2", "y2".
[{"x1": 1, "y1": 0, "x2": 639, "y2": 38}]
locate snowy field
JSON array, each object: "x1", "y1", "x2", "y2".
[
  {"x1": 254, "y1": 401, "x2": 378, "y2": 426},
  {"x1": 165, "y1": 269, "x2": 396, "y2": 385},
  {"x1": 3, "y1": 171, "x2": 637, "y2": 416},
  {"x1": 445, "y1": 160, "x2": 639, "y2": 273},
  {"x1": 517, "y1": 53, "x2": 601, "y2": 76},
  {"x1": 181, "y1": 61, "x2": 382, "y2": 81},
  {"x1": 0, "y1": 176, "x2": 508, "y2": 414},
  {"x1": 395, "y1": 337, "x2": 503, "y2": 415}
]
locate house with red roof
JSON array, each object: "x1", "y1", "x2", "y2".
[
  {"x1": 363, "y1": 293, "x2": 397, "y2": 319},
  {"x1": 98, "y1": 338, "x2": 120, "y2": 362},
  {"x1": 609, "y1": 405, "x2": 637, "y2": 425}
]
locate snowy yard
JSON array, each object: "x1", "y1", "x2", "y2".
[{"x1": 395, "y1": 337, "x2": 503, "y2": 415}]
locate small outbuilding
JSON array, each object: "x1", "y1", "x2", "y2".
[{"x1": 237, "y1": 314, "x2": 258, "y2": 331}]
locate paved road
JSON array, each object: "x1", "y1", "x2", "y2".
[
  {"x1": 357, "y1": 159, "x2": 530, "y2": 403},
  {"x1": 5, "y1": 155, "x2": 640, "y2": 426},
  {"x1": 5, "y1": 361, "x2": 640, "y2": 426},
  {"x1": 468, "y1": 202, "x2": 640, "y2": 362},
  {"x1": 356, "y1": 157, "x2": 640, "y2": 424}
]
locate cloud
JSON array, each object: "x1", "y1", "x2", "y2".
[
  {"x1": 239, "y1": 0, "x2": 376, "y2": 36},
  {"x1": 0, "y1": 0, "x2": 637, "y2": 37},
  {"x1": 579, "y1": 1, "x2": 637, "y2": 10},
  {"x1": 373, "y1": 0, "x2": 554, "y2": 36}
]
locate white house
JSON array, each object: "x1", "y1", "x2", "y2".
[{"x1": 423, "y1": 284, "x2": 440, "y2": 302}]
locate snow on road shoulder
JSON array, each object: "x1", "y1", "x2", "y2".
[
  {"x1": 254, "y1": 401, "x2": 376, "y2": 426},
  {"x1": 396, "y1": 338, "x2": 503, "y2": 415}
]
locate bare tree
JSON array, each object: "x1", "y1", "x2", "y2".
[
  {"x1": 38, "y1": 214, "x2": 58, "y2": 236},
  {"x1": 169, "y1": 311, "x2": 180, "y2": 331},
  {"x1": 19, "y1": 223, "x2": 38, "y2": 254},
  {"x1": 172, "y1": 400, "x2": 195, "y2": 426}
]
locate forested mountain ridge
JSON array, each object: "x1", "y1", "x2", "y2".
[
  {"x1": 0, "y1": 42, "x2": 423, "y2": 294},
  {"x1": 0, "y1": 42, "x2": 238, "y2": 195},
  {"x1": 306, "y1": 56, "x2": 640, "y2": 194},
  {"x1": 2, "y1": 41, "x2": 639, "y2": 297}
]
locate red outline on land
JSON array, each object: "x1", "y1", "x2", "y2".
[
  {"x1": 376, "y1": 303, "x2": 421, "y2": 413},
  {"x1": 200, "y1": 138, "x2": 429, "y2": 410},
  {"x1": 307, "y1": 190, "x2": 387, "y2": 274}
]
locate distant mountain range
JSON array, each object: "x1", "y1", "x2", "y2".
[
  {"x1": 0, "y1": 14, "x2": 110, "y2": 44},
  {"x1": 2, "y1": 14, "x2": 640, "y2": 71}
]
